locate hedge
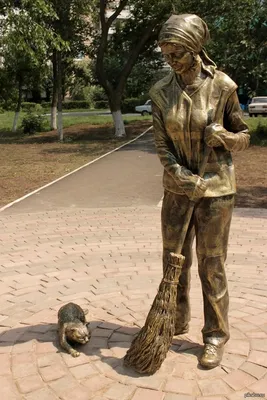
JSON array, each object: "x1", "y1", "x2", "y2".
[
  {"x1": 21, "y1": 102, "x2": 42, "y2": 112},
  {"x1": 40, "y1": 100, "x2": 91, "y2": 110}
]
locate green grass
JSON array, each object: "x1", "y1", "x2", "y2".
[
  {"x1": 247, "y1": 117, "x2": 267, "y2": 146},
  {"x1": 1, "y1": 110, "x2": 266, "y2": 145},
  {"x1": 0, "y1": 110, "x2": 151, "y2": 133}
]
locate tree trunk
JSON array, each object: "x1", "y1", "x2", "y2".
[
  {"x1": 109, "y1": 94, "x2": 126, "y2": 137},
  {"x1": 12, "y1": 80, "x2": 23, "y2": 133},
  {"x1": 51, "y1": 49, "x2": 58, "y2": 130},
  {"x1": 57, "y1": 51, "x2": 63, "y2": 141},
  {"x1": 112, "y1": 110, "x2": 126, "y2": 137}
]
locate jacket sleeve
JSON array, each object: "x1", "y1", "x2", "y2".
[
  {"x1": 152, "y1": 101, "x2": 201, "y2": 193},
  {"x1": 221, "y1": 90, "x2": 250, "y2": 152}
]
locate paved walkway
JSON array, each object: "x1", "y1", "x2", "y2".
[{"x1": 0, "y1": 131, "x2": 267, "y2": 400}]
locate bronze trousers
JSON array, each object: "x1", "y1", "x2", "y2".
[{"x1": 161, "y1": 190, "x2": 235, "y2": 347}]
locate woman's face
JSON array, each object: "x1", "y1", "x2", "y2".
[{"x1": 160, "y1": 43, "x2": 194, "y2": 74}]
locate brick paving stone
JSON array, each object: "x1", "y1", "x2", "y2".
[
  {"x1": 0, "y1": 353, "x2": 11, "y2": 375},
  {"x1": 240, "y1": 362, "x2": 267, "y2": 379},
  {"x1": 36, "y1": 341, "x2": 58, "y2": 354},
  {"x1": 165, "y1": 395, "x2": 196, "y2": 400},
  {"x1": 0, "y1": 375, "x2": 21, "y2": 399},
  {"x1": 12, "y1": 360, "x2": 37, "y2": 379},
  {"x1": 222, "y1": 370, "x2": 256, "y2": 390},
  {"x1": 245, "y1": 331, "x2": 267, "y2": 339},
  {"x1": 248, "y1": 351, "x2": 267, "y2": 368},
  {"x1": 0, "y1": 342, "x2": 13, "y2": 355},
  {"x1": 59, "y1": 385, "x2": 94, "y2": 400},
  {"x1": 24, "y1": 387, "x2": 59, "y2": 400},
  {"x1": 164, "y1": 378, "x2": 200, "y2": 396},
  {"x1": 93, "y1": 328, "x2": 113, "y2": 338},
  {"x1": 37, "y1": 353, "x2": 62, "y2": 368},
  {"x1": 109, "y1": 332, "x2": 133, "y2": 342},
  {"x1": 82, "y1": 374, "x2": 114, "y2": 393},
  {"x1": 126, "y1": 373, "x2": 166, "y2": 391},
  {"x1": 70, "y1": 363, "x2": 98, "y2": 380},
  {"x1": 16, "y1": 373, "x2": 45, "y2": 393},
  {"x1": 109, "y1": 343, "x2": 129, "y2": 358},
  {"x1": 227, "y1": 391, "x2": 252, "y2": 400},
  {"x1": 251, "y1": 339, "x2": 267, "y2": 352},
  {"x1": 221, "y1": 353, "x2": 247, "y2": 370},
  {"x1": 12, "y1": 340, "x2": 35, "y2": 354},
  {"x1": 48, "y1": 375, "x2": 77, "y2": 395},
  {"x1": 197, "y1": 379, "x2": 232, "y2": 396},
  {"x1": 224, "y1": 339, "x2": 250, "y2": 356},
  {"x1": 104, "y1": 382, "x2": 136, "y2": 400},
  {"x1": 40, "y1": 363, "x2": 67, "y2": 382},
  {"x1": 197, "y1": 397, "x2": 227, "y2": 400},
  {"x1": 131, "y1": 388, "x2": 165, "y2": 400},
  {"x1": 247, "y1": 377, "x2": 267, "y2": 392}
]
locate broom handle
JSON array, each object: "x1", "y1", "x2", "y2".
[{"x1": 174, "y1": 90, "x2": 226, "y2": 255}]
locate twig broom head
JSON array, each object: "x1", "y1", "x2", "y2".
[{"x1": 124, "y1": 252, "x2": 185, "y2": 374}]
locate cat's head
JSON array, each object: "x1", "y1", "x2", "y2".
[{"x1": 66, "y1": 322, "x2": 91, "y2": 344}]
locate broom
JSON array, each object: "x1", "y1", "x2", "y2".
[{"x1": 123, "y1": 91, "x2": 227, "y2": 375}]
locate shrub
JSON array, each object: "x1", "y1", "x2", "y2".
[
  {"x1": 41, "y1": 100, "x2": 91, "y2": 110},
  {"x1": 21, "y1": 102, "x2": 43, "y2": 112},
  {"x1": 62, "y1": 100, "x2": 90, "y2": 109},
  {"x1": 250, "y1": 121, "x2": 267, "y2": 146},
  {"x1": 21, "y1": 111, "x2": 46, "y2": 135},
  {"x1": 94, "y1": 100, "x2": 109, "y2": 109}
]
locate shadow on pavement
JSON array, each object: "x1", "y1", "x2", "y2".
[{"x1": 0, "y1": 321, "x2": 203, "y2": 376}]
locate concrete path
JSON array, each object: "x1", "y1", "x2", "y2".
[{"x1": 0, "y1": 130, "x2": 267, "y2": 399}]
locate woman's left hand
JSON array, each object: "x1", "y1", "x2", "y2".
[{"x1": 204, "y1": 123, "x2": 226, "y2": 147}]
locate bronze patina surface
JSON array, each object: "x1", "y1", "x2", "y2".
[{"x1": 124, "y1": 13, "x2": 250, "y2": 373}]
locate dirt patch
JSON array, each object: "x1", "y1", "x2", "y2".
[
  {"x1": 233, "y1": 146, "x2": 267, "y2": 208},
  {"x1": 0, "y1": 122, "x2": 266, "y2": 209}
]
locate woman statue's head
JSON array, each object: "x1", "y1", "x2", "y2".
[{"x1": 158, "y1": 14, "x2": 214, "y2": 74}]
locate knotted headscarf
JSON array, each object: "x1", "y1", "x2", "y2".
[{"x1": 159, "y1": 14, "x2": 216, "y2": 70}]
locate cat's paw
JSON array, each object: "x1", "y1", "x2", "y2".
[{"x1": 71, "y1": 350, "x2": 80, "y2": 358}]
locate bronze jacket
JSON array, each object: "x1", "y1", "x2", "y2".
[{"x1": 149, "y1": 68, "x2": 250, "y2": 197}]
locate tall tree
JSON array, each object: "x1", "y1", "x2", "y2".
[
  {"x1": 206, "y1": 0, "x2": 267, "y2": 97},
  {"x1": 0, "y1": 0, "x2": 61, "y2": 131},
  {"x1": 47, "y1": 0, "x2": 91, "y2": 140},
  {"x1": 90, "y1": 0, "x2": 242, "y2": 137}
]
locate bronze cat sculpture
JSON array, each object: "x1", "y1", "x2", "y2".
[{"x1": 58, "y1": 302, "x2": 91, "y2": 357}]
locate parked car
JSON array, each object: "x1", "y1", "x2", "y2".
[
  {"x1": 135, "y1": 100, "x2": 152, "y2": 116},
  {"x1": 248, "y1": 97, "x2": 267, "y2": 117}
]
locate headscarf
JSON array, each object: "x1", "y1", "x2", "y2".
[{"x1": 158, "y1": 14, "x2": 216, "y2": 71}]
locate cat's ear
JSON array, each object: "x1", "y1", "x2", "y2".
[{"x1": 83, "y1": 309, "x2": 89, "y2": 316}]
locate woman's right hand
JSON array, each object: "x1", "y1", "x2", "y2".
[{"x1": 186, "y1": 175, "x2": 207, "y2": 201}]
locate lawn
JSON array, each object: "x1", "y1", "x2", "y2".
[
  {"x1": 0, "y1": 112, "x2": 266, "y2": 209},
  {"x1": 0, "y1": 110, "x2": 151, "y2": 132}
]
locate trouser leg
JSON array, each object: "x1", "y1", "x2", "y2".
[
  {"x1": 195, "y1": 195, "x2": 235, "y2": 347},
  {"x1": 161, "y1": 190, "x2": 195, "y2": 328}
]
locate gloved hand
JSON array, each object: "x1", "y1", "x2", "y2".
[
  {"x1": 204, "y1": 122, "x2": 250, "y2": 151},
  {"x1": 174, "y1": 166, "x2": 207, "y2": 200},
  {"x1": 183, "y1": 174, "x2": 207, "y2": 201},
  {"x1": 204, "y1": 123, "x2": 227, "y2": 147}
]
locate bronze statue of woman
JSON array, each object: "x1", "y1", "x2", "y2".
[{"x1": 149, "y1": 14, "x2": 250, "y2": 368}]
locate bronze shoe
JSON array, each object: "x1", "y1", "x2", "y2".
[
  {"x1": 174, "y1": 323, "x2": 189, "y2": 335},
  {"x1": 199, "y1": 344, "x2": 224, "y2": 369}
]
